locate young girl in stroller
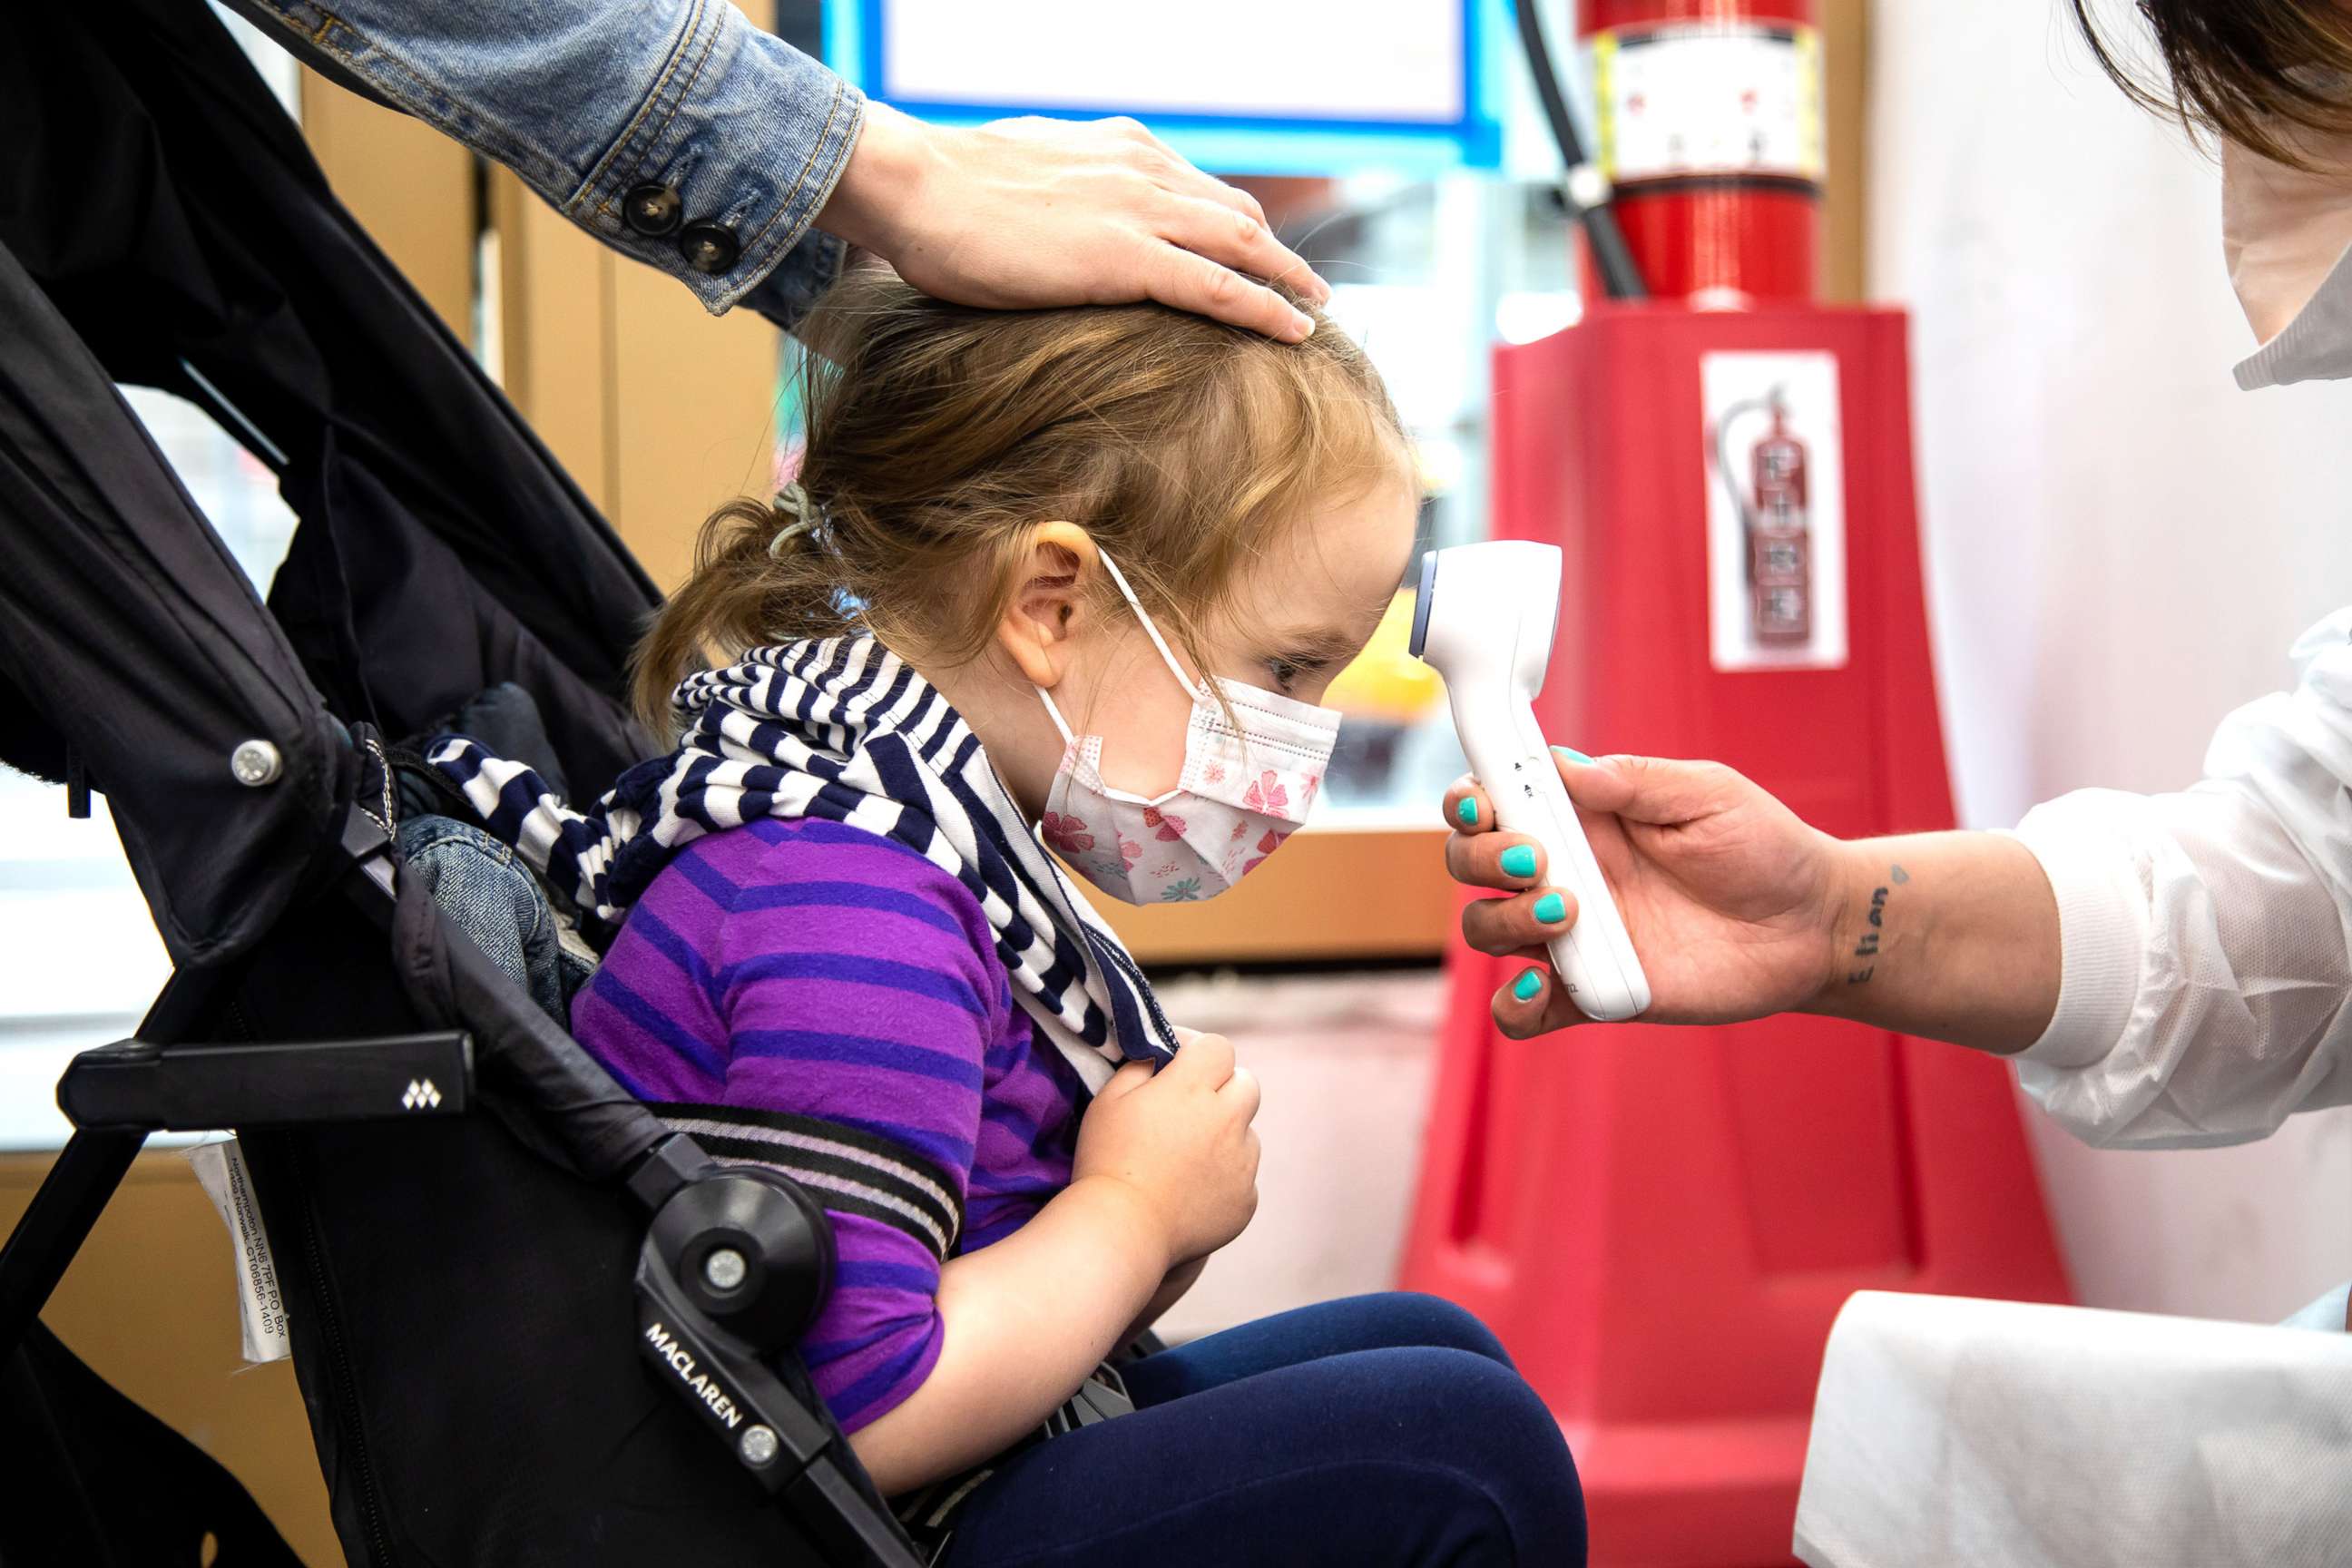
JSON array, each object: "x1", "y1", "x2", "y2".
[{"x1": 441, "y1": 271, "x2": 1583, "y2": 1564}]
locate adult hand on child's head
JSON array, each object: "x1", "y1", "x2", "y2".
[
  {"x1": 1073, "y1": 1032, "x2": 1261, "y2": 1268},
  {"x1": 818, "y1": 104, "x2": 1329, "y2": 343},
  {"x1": 1444, "y1": 753, "x2": 1847, "y2": 1038}
]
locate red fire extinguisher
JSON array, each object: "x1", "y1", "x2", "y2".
[{"x1": 1574, "y1": 0, "x2": 1824, "y2": 302}]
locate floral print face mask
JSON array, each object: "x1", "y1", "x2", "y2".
[{"x1": 1036, "y1": 551, "x2": 1340, "y2": 906}]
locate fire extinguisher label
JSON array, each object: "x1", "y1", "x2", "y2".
[
  {"x1": 1701, "y1": 351, "x2": 1847, "y2": 671},
  {"x1": 1585, "y1": 23, "x2": 1825, "y2": 186}
]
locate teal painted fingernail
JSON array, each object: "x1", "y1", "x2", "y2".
[
  {"x1": 1553, "y1": 746, "x2": 1592, "y2": 764},
  {"x1": 1513, "y1": 968, "x2": 1544, "y2": 1003},
  {"x1": 1534, "y1": 892, "x2": 1566, "y2": 925},
  {"x1": 1500, "y1": 844, "x2": 1538, "y2": 879},
  {"x1": 1455, "y1": 797, "x2": 1479, "y2": 828}
]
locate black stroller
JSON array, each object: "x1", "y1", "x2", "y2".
[{"x1": 0, "y1": 2, "x2": 923, "y2": 1563}]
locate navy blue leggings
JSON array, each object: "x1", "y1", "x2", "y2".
[{"x1": 939, "y1": 1293, "x2": 1586, "y2": 1566}]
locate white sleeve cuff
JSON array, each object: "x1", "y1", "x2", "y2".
[{"x1": 2000, "y1": 797, "x2": 2150, "y2": 1069}]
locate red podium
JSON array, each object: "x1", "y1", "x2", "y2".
[{"x1": 1397, "y1": 305, "x2": 2071, "y2": 1566}]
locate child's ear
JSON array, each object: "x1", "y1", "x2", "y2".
[{"x1": 996, "y1": 522, "x2": 1099, "y2": 688}]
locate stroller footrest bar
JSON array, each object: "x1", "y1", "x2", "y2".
[{"x1": 58, "y1": 1033, "x2": 474, "y2": 1131}]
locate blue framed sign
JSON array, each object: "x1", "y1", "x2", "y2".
[{"x1": 827, "y1": 0, "x2": 1504, "y2": 175}]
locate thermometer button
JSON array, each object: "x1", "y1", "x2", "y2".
[{"x1": 1505, "y1": 754, "x2": 1548, "y2": 801}]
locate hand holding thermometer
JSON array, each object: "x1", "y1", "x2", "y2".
[{"x1": 1410, "y1": 542, "x2": 1651, "y2": 1023}]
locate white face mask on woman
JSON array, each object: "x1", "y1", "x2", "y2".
[
  {"x1": 1034, "y1": 551, "x2": 1340, "y2": 906},
  {"x1": 2223, "y1": 117, "x2": 2352, "y2": 387}
]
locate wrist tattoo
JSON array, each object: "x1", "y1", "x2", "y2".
[{"x1": 1847, "y1": 864, "x2": 1907, "y2": 985}]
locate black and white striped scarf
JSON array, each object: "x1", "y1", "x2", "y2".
[{"x1": 426, "y1": 634, "x2": 1178, "y2": 1089}]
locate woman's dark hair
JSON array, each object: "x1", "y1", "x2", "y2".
[{"x1": 2071, "y1": 0, "x2": 2352, "y2": 167}]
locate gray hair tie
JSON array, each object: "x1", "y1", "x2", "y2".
[{"x1": 769, "y1": 480, "x2": 818, "y2": 558}]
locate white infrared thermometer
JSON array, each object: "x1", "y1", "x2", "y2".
[{"x1": 1410, "y1": 541, "x2": 1651, "y2": 1023}]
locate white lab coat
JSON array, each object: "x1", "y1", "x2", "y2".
[
  {"x1": 1793, "y1": 612, "x2": 2352, "y2": 1568},
  {"x1": 2007, "y1": 608, "x2": 2352, "y2": 1149}
]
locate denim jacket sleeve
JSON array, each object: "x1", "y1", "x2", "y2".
[{"x1": 240, "y1": 0, "x2": 862, "y2": 325}]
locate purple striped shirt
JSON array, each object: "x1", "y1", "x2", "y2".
[{"x1": 571, "y1": 816, "x2": 1084, "y2": 1431}]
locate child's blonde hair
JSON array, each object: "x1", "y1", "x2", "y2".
[{"x1": 632, "y1": 270, "x2": 1409, "y2": 731}]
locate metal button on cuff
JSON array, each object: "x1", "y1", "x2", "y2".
[
  {"x1": 622, "y1": 183, "x2": 684, "y2": 237},
  {"x1": 677, "y1": 221, "x2": 740, "y2": 275}
]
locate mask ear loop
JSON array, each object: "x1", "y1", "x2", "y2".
[
  {"x1": 1096, "y1": 549, "x2": 1203, "y2": 697},
  {"x1": 1095, "y1": 546, "x2": 1272, "y2": 788},
  {"x1": 1036, "y1": 687, "x2": 1080, "y2": 746},
  {"x1": 1032, "y1": 688, "x2": 1093, "y2": 831},
  {"x1": 1033, "y1": 548, "x2": 1217, "y2": 805}
]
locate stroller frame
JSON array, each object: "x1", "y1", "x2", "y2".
[{"x1": 0, "y1": 0, "x2": 924, "y2": 1560}]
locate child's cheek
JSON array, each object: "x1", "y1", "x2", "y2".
[{"x1": 1086, "y1": 681, "x2": 1193, "y2": 798}]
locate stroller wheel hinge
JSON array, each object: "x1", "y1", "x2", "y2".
[{"x1": 648, "y1": 1163, "x2": 836, "y2": 1352}]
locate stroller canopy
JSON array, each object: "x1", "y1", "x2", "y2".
[{"x1": 0, "y1": 0, "x2": 659, "y2": 973}]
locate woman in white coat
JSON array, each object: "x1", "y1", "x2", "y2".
[
  {"x1": 1446, "y1": 0, "x2": 2352, "y2": 1328},
  {"x1": 1449, "y1": 12, "x2": 2352, "y2": 1557}
]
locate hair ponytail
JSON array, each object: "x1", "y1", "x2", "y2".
[{"x1": 629, "y1": 495, "x2": 854, "y2": 735}]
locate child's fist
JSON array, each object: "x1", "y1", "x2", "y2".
[{"x1": 1075, "y1": 1033, "x2": 1261, "y2": 1267}]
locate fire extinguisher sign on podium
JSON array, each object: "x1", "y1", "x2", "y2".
[{"x1": 1702, "y1": 350, "x2": 1847, "y2": 670}]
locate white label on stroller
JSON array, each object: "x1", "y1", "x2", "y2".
[{"x1": 187, "y1": 1138, "x2": 292, "y2": 1364}]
